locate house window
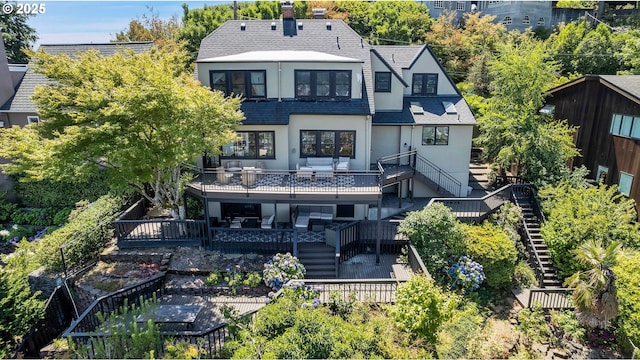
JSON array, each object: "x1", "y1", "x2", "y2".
[
  {"x1": 433, "y1": 1, "x2": 443, "y2": 8},
  {"x1": 610, "y1": 113, "x2": 640, "y2": 139},
  {"x1": 596, "y1": 165, "x2": 608, "y2": 183},
  {"x1": 209, "y1": 70, "x2": 266, "y2": 99},
  {"x1": 375, "y1": 72, "x2": 391, "y2": 92},
  {"x1": 412, "y1": 73, "x2": 438, "y2": 96},
  {"x1": 523, "y1": 15, "x2": 530, "y2": 25},
  {"x1": 336, "y1": 204, "x2": 355, "y2": 218},
  {"x1": 502, "y1": 16, "x2": 512, "y2": 25},
  {"x1": 27, "y1": 116, "x2": 40, "y2": 124},
  {"x1": 618, "y1": 172, "x2": 633, "y2": 197},
  {"x1": 456, "y1": 2, "x2": 465, "y2": 10},
  {"x1": 422, "y1": 126, "x2": 449, "y2": 145},
  {"x1": 222, "y1": 131, "x2": 275, "y2": 159},
  {"x1": 300, "y1": 130, "x2": 355, "y2": 158},
  {"x1": 295, "y1": 70, "x2": 351, "y2": 100},
  {"x1": 537, "y1": 17, "x2": 545, "y2": 26}
]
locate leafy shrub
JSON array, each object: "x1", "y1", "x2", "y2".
[
  {"x1": 612, "y1": 249, "x2": 640, "y2": 352},
  {"x1": 242, "y1": 271, "x2": 262, "y2": 287},
  {"x1": 224, "y1": 266, "x2": 245, "y2": 292},
  {"x1": 10, "y1": 207, "x2": 72, "y2": 227},
  {"x1": 436, "y1": 302, "x2": 483, "y2": 359},
  {"x1": 490, "y1": 202, "x2": 523, "y2": 242},
  {"x1": 262, "y1": 252, "x2": 305, "y2": 291},
  {"x1": 517, "y1": 304, "x2": 551, "y2": 345},
  {"x1": 328, "y1": 291, "x2": 356, "y2": 320},
  {"x1": 467, "y1": 318, "x2": 519, "y2": 359},
  {"x1": 163, "y1": 340, "x2": 202, "y2": 359},
  {"x1": 550, "y1": 310, "x2": 585, "y2": 343},
  {"x1": 0, "y1": 193, "x2": 17, "y2": 222},
  {"x1": 392, "y1": 274, "x2": 459, "y2": 345},
  {"x1": 445, "y1": 255, "x2": 485, "y2": 293},
  {"x1": 0, "y1": 271, "x2": 45, "y2": 358},
  {"x1": 34, "y1": 194, "x2": 124, "y2": 272},
  {"x1": 587, "y1": 328, "x2": 616, "y2": 349},
  {"x1": 205, "y1": 271, "x2": 222, "y2": 286},
  {"x1": 540, "y1": 183, "x2": 640, "y2": 277},
  {"x1": 464, "y1": 223, "x2": 518, "y2": 290},
  {"x1": 11, "y1": 171, "x2": 111, "y2": 209},
  {"x1": 398, "y1": 203, "x2": 466, "y2": 282},
  {"x1": 513, "y1": 260, "x2": 539, "y2": 288}
]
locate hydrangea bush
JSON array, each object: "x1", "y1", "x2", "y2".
[
  {"x1": 263, "y1": 252, "x2": 306, "y2": 291},
  {"x1": 445, "y1": 255, "x2": 485, "y2": 294}
]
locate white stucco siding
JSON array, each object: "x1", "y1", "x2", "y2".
[
  {"x1": 371, "y1": 125, "x2": 401, "y2": 161},
  {"x1": 287, "y1": 114, "x2": 370, "y2": 170},
  {"x1": 370, "y1": 55, "x2": 404, "y2": 111},
  {"x1": 221, "y1": 125, "x2": 289, "y2": 170},
  {"x1": 402, "y1": 52, "x2": 458, "y2": 96},
  {"x1": 197, "y1": 61, "x2": 364, "y2": 100},
  {"x1": 405, "y1": 124, "x2": 472, "y2": 197}
]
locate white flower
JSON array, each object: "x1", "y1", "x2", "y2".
[{"x1": 0, "y1": 230, "x2": 9, "y2": 237}]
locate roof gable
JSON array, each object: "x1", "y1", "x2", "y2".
[{"x1": 547, "y1": 75, "x2": 640, "y2": 105}]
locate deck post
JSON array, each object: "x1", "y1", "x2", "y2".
[
  {"x1": 204, "y1": 198, "x2": 211, "y2": 248},
  {"x1": 376, "y1": 198, "x2": 382, "y2": 264}
]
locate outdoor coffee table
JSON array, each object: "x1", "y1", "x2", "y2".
[{"x1": 136, "y1": 305, "x2": 202, "y2": 331}]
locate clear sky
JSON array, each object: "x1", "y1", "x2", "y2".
[{"x1": 28, "y1": 1, "x2": 218, "y2": 47}]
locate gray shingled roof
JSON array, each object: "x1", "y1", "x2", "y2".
[
  {"x1": 197, "y1": 19, "x2": 375, "y2": 114},
  {"x1": 372, "y1": 45, "x2": 423, "y2": 75},
  {"x1": 599, "y1": 75, "x2": 640, "y2": 101},
  {"x1": 373, "y1": 96, "x2": 475, "y2": 126},
  {"x1": 1, "y1": 42, "x2": 153, "y2": 112}
]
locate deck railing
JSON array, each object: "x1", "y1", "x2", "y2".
[
  {"x1": 428, "y1": 184, "x2": 512, "y2": 222},
  {"x1": 116, "y1": 219, "x2": 207, "y2": 247},
  {"x1": 193, "y1": 169, "x2": 382, "y2": 197},
  {"x1": 293, "y1": 279, "x2": 402, "y2": 303},
  {"x1": 208, "y1": 227, "x2": 295, "y2": 254},
  {"x1": 528, "y1": 288, "x2": 572, "y2": 309},
  {"x1": 407, "y1": 244, "x2": 431, "y2": 279}
]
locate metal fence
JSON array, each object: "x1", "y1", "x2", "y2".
[
  {"x1": 208, "y1": 227, "x2": 295, "y2": 254},
  {"x1": 428, "y1": 184, "x2": 512, "y2": 222},
  {"x1": 116, "y1": 219, "x2": 207, "y2": 248}
]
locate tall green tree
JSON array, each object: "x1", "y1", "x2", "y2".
[
  {"x1": 0, "y1": 0, "x2": 37, "y2": 64},
  {"x1": 0, "y1": 47, "x2": 243, "y2": 218},
  {"x1": 476, "y1": 34, "x2": 579, "y2": 185},
  {"x1": 571, "y1": 23, "x2": 624, "y2": 75},
  {"x1": 367, "y1": 1, "x2": 432, "y2": 45},
  {"x1": 565, "y1": 240, "x2": 620, "y2": 329},
  {"x1": 114, "y1": 7, "x2": 181, "y2": 48}
]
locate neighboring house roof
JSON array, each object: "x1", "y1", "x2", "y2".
[
  {"x1": 547, "y1": 75, "x2": 640, "y2": 105},
  {"x1": 197, "y1": 19, "x2": 376, "y2": 114},
  {"x1": 240, "y1": 98, "x2": 370, "y2": 125},
  {"x1": 1, "y1": 42, "x2": 154, "y2": 113},
  {"x1": 372, "y1": 96, "x2": 475, "y2": 125}
]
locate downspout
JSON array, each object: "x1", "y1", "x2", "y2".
[{"x1": 278, "y1": 62, "x2": 282, "y2": 102}]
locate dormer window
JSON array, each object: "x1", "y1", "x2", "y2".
[
  {"x1": 210, "y1": 70, "x2": 266, "y2": 99},
  {"x1": 295, "y1": 70, "x2": 351, "y2": 100},
  {"x1": 412, "y1": 74, "x2": 437, "y2": 96},
  {"x1": 27, "y1": 116, "x2": 40, "y2": 124}
]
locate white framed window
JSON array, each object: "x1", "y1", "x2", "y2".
[
  {"x1": 456, "y1": 2, "x2": 465, "y2": 10},
  {"x1": 523, "y1": 15, "x2": 530, "y2": 25},
  {"x1": 618, "y1": 172, "x2": 633, "y2": 197},
  {"x1": 537, "y1": 17, "x2": 545, "y2": 26},
  {"x1": 27, "y1": 116, "x2": 40, "y2": 124},
  {"x1": 0, "y1": 120, "x2": 4, "y2": 128},
  {"x1": 434, "y1": 1, "x2": 444, "y2": 9},
  {"x1": 502, "y1": 16, "x2": 512, "y2": 25}
]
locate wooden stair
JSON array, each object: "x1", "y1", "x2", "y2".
[
  {"x1": 297, "y1": 243, "x2": 336, "y2": 279},
  {"x1": 514, "y1": 193, "x2": 562, "y2": 288}
]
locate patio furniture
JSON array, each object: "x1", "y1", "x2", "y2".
[
  {"x1": 306, "y1": 157, "x2": 334, "y2": 172},
  {"x1": 335, "y1": 157, "x2": 350, "y2": 172},
  {"x1": 296, "y1": 163, "x2": 314, "y2": 182},
  {"x1": 255, "y1": 161, "x2": 266, "y2": 171},
  {"x1": 216, "y1": 167, "x2": 232, "y2": 184},
  {"x1": 242, "y1": 167, "x2": 257, "y2": 187},
  {"x1": 261, "y1": 214, "x2": 275, "y2": 229},
  {"x1": 230, "y1": 219, "x2": 242, "y2": 228},
  {"x1": 136, "y1": 305, "x2": 202, "y2": 331},
  {"x1": 225, "y1": 160, "x2": 243, "y2": 172}
]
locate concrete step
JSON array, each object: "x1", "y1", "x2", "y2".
[
  {"x1": 304, "y1": 263, "x2": 336, "y2": 271},
  {"x1": 305, "y1": 271, "x2": 337, "y2": 279},
  {"x1": 300, "y1": 257, "x2": 335, "y2": 265}
]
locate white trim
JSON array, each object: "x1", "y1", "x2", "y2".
[{"x1": 27, "y1": 116, "x2": 40, "y2": 124}]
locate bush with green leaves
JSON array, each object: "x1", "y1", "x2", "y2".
[
  {"x1": 464, "y1": 223, "x2": 518, "y2": 290},
  {"x1": 11, "y1": 171, "x2": 111, "y2": 209},
  {"x1": 517, "y1": 303, "x2": 551, "y2": 346},
  {"x1": 513, "y1": 260, "x2": 539, "y2": 289},
  {"x1": 262, "y1": 252, "x2": 305, "y2": 291},
  {"x1": 436, "y1": 302, "x2": 484, "y2": 359},
  {"x1": 540, "y1": 183, "x2": 640, "y2": 277},
  {"x1": 398, "y1": 203, "x2": 466, "y2": 281},
  {"x1": 10, "y1": 207, "x2": 72, "y2": 227},
  {"x1": 391, "y1": 274, "x2": 459, "y2": 345},
  {"x1": 0, "y1": 271, "x2": 45, "y2": 358},
  {"x1": 489, "y1": 202, "x2": 525, "y2": 254},
  {"x1": 550, "y1": 310, "x2": 586, "y2": 344},
  {"x1": 612, "y1": 249, "x2": 640, "y2": 353},
  {"x1": 0, "y1": 192, "x2": 17, "y2": 223},
  {"x1": 205, "y1": 271, "x2": 222, "y2": 286},
  {"x1": 33, "y1": 194, "x2": 124, "y2": 272}
]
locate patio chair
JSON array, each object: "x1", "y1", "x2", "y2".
[
  {"x1": 261, "y1": 214, "x2": 275, "y2": 229},
  {"x1": 216, "y1": 167, "x2": 231, "y2": 184},
  {"x1": 296, "y1": 163, "x2": 314, "y2": 182},
  {"x1": 336, "y1": 157, "x2": 350, "y2": 172},
  {"x1": 242, "y1": 167, "x2": 257, "y2": 187},
  {"x1": 225, "y1": 160, "x2": 242, "y2": 171}
]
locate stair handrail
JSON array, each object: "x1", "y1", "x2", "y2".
[
  {"x1": 377, "y1": 150, "x2": 462, "y2": 197},
  {"x1": 510, "y1": 186, "x2": 548, "y2": 287},
  {"x1": 413, "y1": 152, "x2": 462, "y2": 197}
]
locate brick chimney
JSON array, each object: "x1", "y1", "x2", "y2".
[
  {"x1": 281, "y1": 0, "x2": 294, "y2": 19},
  {"x1": 0, "y1": 35, "x2": 16, "y2": 108}
]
